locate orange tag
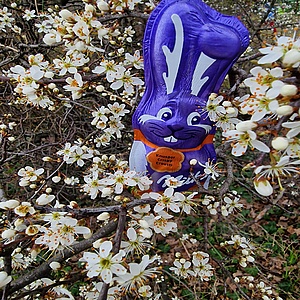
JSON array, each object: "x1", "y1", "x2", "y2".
[{"x1": 146, "y1": 147, "x2": 184, "y2": 173}]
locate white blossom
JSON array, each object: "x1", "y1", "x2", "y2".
[
  {"x1": 80, "y1": 241, "x2": 126, "y2": 284},
  {"x1": 0, "y1": 271, "x2": 12, "y2": 289}
]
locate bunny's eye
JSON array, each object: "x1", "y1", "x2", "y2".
[
  {"x1": 157, "y1": 108, "x2": 173, "y2": 121},
  {"x1": 187, "y1": 112, "x2": 202, "y2": 126}
]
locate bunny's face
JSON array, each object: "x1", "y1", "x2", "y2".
[{"x1": 138, "y1": 94, "x2": 213, "y2": 149}]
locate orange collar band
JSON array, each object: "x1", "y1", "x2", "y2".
[{"x1": 133, "y1": 129, "x2": 214, "y2": 153}]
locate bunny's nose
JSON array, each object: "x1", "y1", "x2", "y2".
[{"x1": 167, "y1": 124, "x2": 183, "y2": 132}]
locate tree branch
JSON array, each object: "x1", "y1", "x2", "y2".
[
  {"x1": 98, "y1": 206, "x2": 127, "y2": 300},
  {"x1": 6, "y1": 220, "x2": 117, "y2": 296}
]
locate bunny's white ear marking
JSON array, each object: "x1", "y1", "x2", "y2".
[
  {"x1": 191, "y1": 52, "x2": 216, "y2": 96},
  {"x1": 162, "y1": 14, "x2": 184, "y2": 95}
]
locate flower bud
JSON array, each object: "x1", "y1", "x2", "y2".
[
  {"x1": 97, "y1": 0, "x2": 110, "y2": 11},
  {"x1": 52, "y1": 176, "x2": 61, "y2": 183},
  {"x1": 50, "y1": 261, "x2": 61, "y2": 270},
  {"x1": 8, "y1": 122, "x2": 16, "y2": 129},
  {"x1": 282, "y1": 49, "x2": 300, "y2": 67},
  {"x1": 85, "y1": 4, "x2": 95, "y2": 12},
  {"x1": 271, "y1": 137, "x2": 289, "y2": 150},
  {"x1": 25, "y1": 225, "x2": 39, "y2": 236},
  {"x1": 209, "y1": 93, "x2": 218, "y2": 100},
  {"x1": 59, "y1": 9, "x2": 73, "y2": 20},
  {"x1": 276, "y1": 105, "x2": 294, "y2": 116},
  {"x1": 2, "y1": 228, "x2": 16, "y2": 239},
  {"x1": 0, "y1": 271, "x2": 12, "y2": 288},
  {"x1": 189, "y1": 159, "x2": 198, "y2": 166},
  {"x1": 109, "y1": 155, "x2": 116, "y2": 161},
  {"x1": 280, "y1": 84, "x2": 298, "y2": 97},
  {"x1": 97, "y1": 212, "x2": 110, "y2": 221},
  {"x1": 43, "y1": 33, "x2": 58, "y2": 45},
  {"x1": 30, "y1": 249, "x2": 39, "y2": 259},
  {"x1": 69, "y1": 201, "x2": 78, "y2": 209},
  {"x1": 47, "y1": 83, "x2": 56, "y2": 90},
  {"x1": 236, "y1": 120, "x2": 257, "y2": 132},
  {"x1": 222, "y1": 100, "x2": 232, "y2": 107},
  {"x1": 42, "y1": 156, "x2": 52, "y2": 162},
  {"x1": 101, "y1": 154, "x2": 108, "y2": 161}
]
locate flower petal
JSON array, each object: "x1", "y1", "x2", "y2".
[
  {"x1": 251, "y1": 140, "x2": 270, "y2": 153},
  {"x1": 254, "y1": 178, "x2": 273, "y2": 196},
  {"x1": 101, "y1": 268, "x2": 113, "y2": 284},
  {"x1": 99, "y1": 241, "x2": 112, "y2": 258}
]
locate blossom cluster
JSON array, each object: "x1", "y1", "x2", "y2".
[
  {"x1": 0, "y1": 197, "x2": 91, "y2": 252},
  {"x1": 205, "y1": 93, "x2": 240, "y2": 131},
  {"x1": 0, "y1": 5, "x2": 20, "y2": 33},
  {"x1": 92, "y1": 55, "x2": 144, "y2": 96},
  {"x1": 80, "y1": 240, "x2": 160, "y2": 297},
  {"x1": 7, "y1": 54, "x2": 56, "y2": 108},
  {"x1": 204, "y1": 30, "x2": 300, "y2": 197},
  {"x1": 24, "y1": 278, "x2": 75, "y2": 300},
  {"x1": 221, "y1": 234, "x2": 255, "y2": 268},
  {"x1": 91, "y1": 102, "x2": 130, "y2": 146},
  {"x1": 234, "y1": 276, "x2": 283, "y2": 300},
  {"x1": 170, "y1": 251, "x2": 214, "y2": 281},
  {"x1": 202, "y1": 191, "x2": 243, "y2": 216},
  {"x1": 18, "y1": 166, "x2": 45, "y2": 187},
  {"x1": 0, "y1": 116, "x2": 17, "y2": 143},
  {"x1": 81, "y1": 156, "x2": 152, "y2": 199},
  {"x1": 2, "y1": 2, "x2": 145, "y2": 109},
  {"x1": 0, "y1": 247, "x2": 32, "y2": 271}
]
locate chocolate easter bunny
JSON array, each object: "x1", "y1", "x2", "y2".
[{"x1": 129, "y1": 0, "x2": 249, "y2": 191}]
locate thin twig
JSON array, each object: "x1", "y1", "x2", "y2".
[
  {"x1": 217, "y1": 152, "x2": 234, "y2": 197},
  {"x1": 34, "y1": 197, "x2": 156, "y2": 216}
]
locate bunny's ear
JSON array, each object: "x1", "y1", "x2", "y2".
[{"x1": 134, "y1": 0, "x2": 249, "y2": 120}]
